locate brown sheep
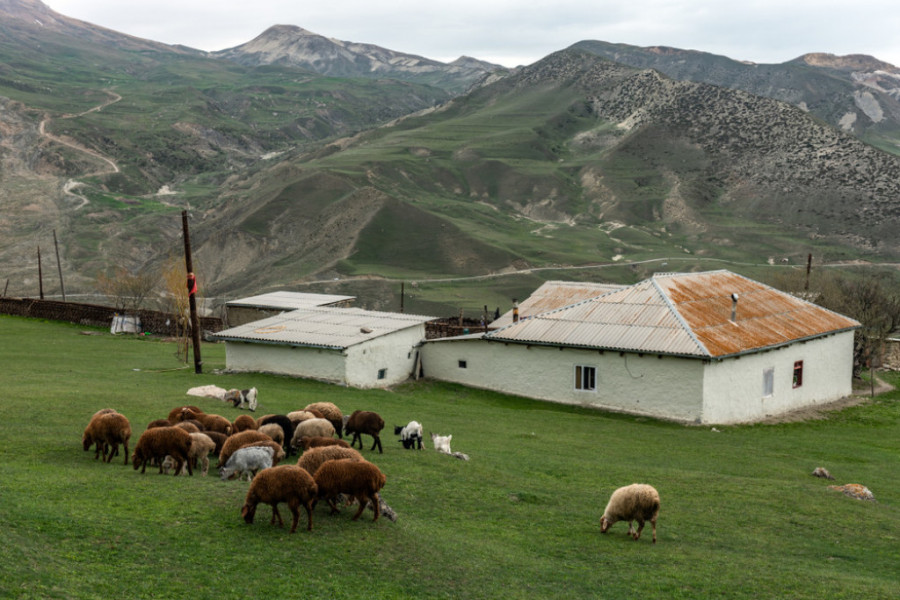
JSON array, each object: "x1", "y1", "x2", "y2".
[
  {"x1": 303, "y1": 402, "x2": 344, "y2": 439},
  {"x1": 286, "y1": 410, "x2": 319, "y2": 425},
  {"x1": 146, "y1": 418, "x2": 172, "y2": 429},
  {"x1": 600, "y1": 483, "x2": 660, "y2": 544},
  {"x1": 290, "y1": 418, "x2": 336, "y2": 452},
  {"x1": 174, "y1": 421, "x2": 201, "y2": 434},
  {"x1": 218, "y1": 430, "x2": 274, "y2": 468},
  {"x1": 313, "y1": 459, "x2": 386, "y2": 521},
  {"x1": 201, "y1": 430, "x2": 227, "y2": 456},
  {"x1": 258, "y1": 422, "x2": 286, "y2": 448},
  {"x1": 180, "y1": 409, "x2": 233, "y2": 436},
  {"x1": 167, "y1": 405, "x2": 203, "y2": 423},
  {"x1": 297, "y1": 445, "x2": 363, "y2": 477},
  {"x1": 241, "y1": 465, "x2": 318, "y2": 533},
  {"x1": 344, "y1": 410, "x2": 385, "y2": 453},
  {"x1": 132, "y1": 426, "x2": 193, "y2": 476},
  {"x1": 232, "y1": 414, "x2": 258, "y2": 433},
  {"x1": 82, "y1": 411, "x2": 132, "y2": 465},
  {"x1": 298, "y1": 436, "x2": 351, "y2": 452}
]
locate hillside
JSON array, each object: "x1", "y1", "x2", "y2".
[{"x1": 571, "y1": 40, "x2": 900, "y2": 156}]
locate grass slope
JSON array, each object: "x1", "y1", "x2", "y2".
[{"x1": 1, "y1": 315, "x2": 899, "y2": 599}]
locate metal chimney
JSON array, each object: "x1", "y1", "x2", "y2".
[
  {"x1": 512, "y1": 299, "x2": 519, "y2": 323},
  {"x1": 730, "y1": 293, "x2": 739, "y2": 322}
]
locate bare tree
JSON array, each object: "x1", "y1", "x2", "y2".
[
  {"x1": 96, "y1": 265, "x2": 157, "y2": 312},
  {"x1": 159, "y1": 255, "x2": 192, "y2": 363}
]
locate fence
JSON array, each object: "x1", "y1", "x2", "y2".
[{"x1": 0, "y1": 297, "x2": 224, "y2": 337}]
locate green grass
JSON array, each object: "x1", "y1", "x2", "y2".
[{"x1": 2, "y1": 315, "x2": 900, "y2": 599}]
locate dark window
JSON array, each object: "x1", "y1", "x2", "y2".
[
  {"x1": 377, "y1": 368, "x2": 387, "y2": 380},
  {"x1": 575, "y1": 365, "x2": 596, "y2": 391},
  {"x1": 792, "y1": 361, "x2": 803, "y2": 388},
  {"x1": 458, "y1": 360, "x2": 467, "y2": 369},
  {"x1": 763, "y1": 367, "x2": 774, "y2": 397}
]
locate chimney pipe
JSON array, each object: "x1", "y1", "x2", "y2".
[
  {"x1": 730, "y1": 293, "x2": 739, "y2": 322},
  {"x1": 512, "y1": 299, "x2": 519, "y2": 323}
]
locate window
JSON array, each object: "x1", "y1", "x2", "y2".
[
  {"x1": 575, "y1": 365, "x2": 596, "y2": 391},
  {"x1": 792, "y1": 361, "x2": 803, "y2": 389},
  {"x1": 763, "y1": 367, "x2": 774, "y2": 398},
  {"x1": 377, "y1": 368, "x2": 387, "y2": 380},
  {"x1": 458, "y1": 360, "x2": 468, "y2": 369}
]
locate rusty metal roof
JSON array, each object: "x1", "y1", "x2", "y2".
[
  {"x1": 226, "y1": 291, "x2": 355, "y2": 311},
  {"x1": 211, "y1": 306, "x2": 436, "y2": 350},
  {"x1": 485, "y1": 270, "x2": 860, "y2": 358},
  {"x1": 490, "y1": 280, "x2": 625, "y2": 328}
]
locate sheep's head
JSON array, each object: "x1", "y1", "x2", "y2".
[
  {"x1": 82, "y1": 434, "x2": 92, "y2": 451},
  {"x1": 600, "y1": 516, "x2": 611, "y2": 533}
]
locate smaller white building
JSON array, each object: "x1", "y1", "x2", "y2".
[
  {"x1": 212, "y1": 306, "x2": 435, "y2": 388},
  {"x1": 225, "y1": 291, "x2": 356, "y2": 327}
]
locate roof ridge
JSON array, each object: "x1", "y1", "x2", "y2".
[{"x1": 650, "y1": 277, "x2": 712, "y2": 357}]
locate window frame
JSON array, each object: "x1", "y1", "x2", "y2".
[
  {"x1": 762, "y1": 367, "x2": 774, "y2": 398},
  {"x1": 574, "y1": 365, "x2": 597, "y2": 392},
  {"x1": 792, "y1": 361, "x2": 803, "y2": 389}
]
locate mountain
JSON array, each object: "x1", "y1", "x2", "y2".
[
  {"x1": 213, "y1": 25, "x2": 504, "y2": 95},
  {"x1": 571, "y1": 40, "x2": 900, "y2": 156}
]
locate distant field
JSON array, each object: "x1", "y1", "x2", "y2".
[{"x1": 1, "y1": 315, "x2": 899, "y2": 599}]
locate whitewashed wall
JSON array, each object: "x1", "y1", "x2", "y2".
[
  {"x1": 701, "y1": 331, "x2": 855, "y2": 424},
  {"x1": 345, "y1": 325, "x2": 425, "y2": 388},
  {"x1": 422, "y1": 337, "x2": 705, "y2": 421},
  {"x1": 225, "y1": 342, "x2": 345, "y2": 382}
]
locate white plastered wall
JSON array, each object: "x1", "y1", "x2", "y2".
[
  {"x1": 225, "y1": 341, "x2": 346, "y2": 382},
  {"x1": 344, "y1": 325, "x2": 425, "y2": 388}
]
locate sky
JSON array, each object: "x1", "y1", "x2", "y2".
[{"x1": 45, "y1": 0, "x2": 900, "y2": 69}]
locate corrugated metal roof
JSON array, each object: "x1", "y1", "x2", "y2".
[
  {"x1": 486, "y1": 270, "x2": 860, "y2": 358},
  {"x1": 226, "y1": 291, "x2": 355, "y2": 311},
  {"x1": 490, "y1": 280, "x2": 625, "y2": 328},
  {"x1": 211, "y1": 306, "x2": 436, "y2": 350}
]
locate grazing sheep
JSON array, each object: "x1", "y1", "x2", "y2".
[
  {"x1": 220, "y1": 446, "x2": 275, "y2": 481},
  {"x1": 395, "y1": 421, "x2": 424, "y2": 450},
  {"x1": 303, "y1": 402, "x2": 343, "y2": 439},
  {"x1": 174, "y1": 421, "x2": 201, "y2": 434},
  {"x1": 187, "y1": 432, "x2": 216, "y2": 475},
  {"x1": 297, "y1": 445, "x2": 363, "y2": 477},
  {"x1": 344, "y1": 410, "x2": 385, "y2": 453},
  {"x1": 256, "y1": 414, "x2": 295, "y2": 454},
  {"x1": 313, "y1": 459, "x2": 386, "y2": 521},
  {"x1": 179, "y1": 409, "x2": 232, "y2": 436},
  {"x1": 258, "y1": 423, "x2": 285, "y2": 447},
  {"x1": 167, "y1": 405, "x2": 203, "y2": 424},
  {"x1": 202, "y1": 430, "x2": 227, "y2": 457},
  {"x1": 297, "y1": 436, "x2": 351, "y2": 452},
  {"x1": 226, "y1": 387, "x2": 258, "y2": 411},
  {"x1": 241, "y1": 465, "x2": 318, "y2": 533},
  {"x1": 232, "y1": 414, "x2": 258, "y2": 433},
  {"x1": 82, "y1": 411, "x2": 132, "y2": 465},
  {"x1": 290, "y1": 418, "x2": 336, "y2": 452},
  {"x1": 218, "y1": 430, "x2": 274, "y2": 468},
  {"x1": 286, "y1": 410, "x2": 318, "y2": 425},
  {"x1": 132, "y1": 426, "x2": 193, "y2": 476},
  {"x1": 146, "y1": 418, "x2": 172, "y2": 430},
  {"x1": 243, "y1": 440, "x2": 286, "y2": 466},
  {"x1": 600, "y1": 484, "x2": 660, "y2": 544},
  {"x1": 431, "y1": 432, "x2": 452, "y2": 454}
]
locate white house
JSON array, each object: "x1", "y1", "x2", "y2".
[
  {"x1": 422, "y1": 270, "x2": 861, "y2": 424},
  {"x1": 489, "y1": 280, "x2": 624, "y2": 329},
  {"x1": 211, "y1": 305, "x2": 435, "y2": 388},
  {"x1": 225, "y1": 291, "x2": 356, "y2": 327}
]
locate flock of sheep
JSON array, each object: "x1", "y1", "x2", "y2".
[{"x1": 82, "y1": 394, "x2": 661, "y2": 541}]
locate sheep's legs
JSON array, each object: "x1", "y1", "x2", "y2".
[
  {"x1": 370, "y1": 436, "x2": 383, "y2": 454},
  {"x1": 270, "y1": 504, "x2": 285, "y2": 528}
]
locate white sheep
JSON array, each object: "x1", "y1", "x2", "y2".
[
  {"x1": 600, "y1": 483, "x2": 660, "y2": 544},
  {"x1": 290, "y1": 418, "x2": 336, "y2": 452},
  {"x1": 395, "y1": 421, "x2": 424, "y2": 449},
  {"x1": 163, "y1": 432, "x2": 216, "y2": 476},
  {"x1": 220, "y1": 445, "x2": 275, "y2": 481}
]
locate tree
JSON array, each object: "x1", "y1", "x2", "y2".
[
  {"x1": 96, "y1": 265, "x2": 157, "y2": 312},
  {"x1": 159, "y1": 255, "x2": 192, "y2": 363}
]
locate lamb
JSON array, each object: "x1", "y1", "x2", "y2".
[
  {"x1": 82, "y1": 411, "x2": 132, "y2": 465},
  {"x1": 297, "y1": 445, "x2": 363, "y2": 477},
  {"x1": 431, "y1": 432, "x2": 452, "y2": 454},
  {"x1": 132, "y1": 426, "x2": 193, "y2": 476},
  {"x1": 303, "y1": 402, "x2": 344, "y2": 439},
  {"x1": 187, "y1": 432, "x2": 216, "y2": 475},
  {"x1": 218, "y1": 430, "x2": 274, "y2": 468},
  {"x1": 600, "y1": 483, "x2": 660, "y2": 544},
  {"x1": 258, "y1": 423, "x2": 285, "y2": 447},
  {"x1": 313, "y1": 459, "x2": 386, "y2": 521},
  {"x1": 232, "y1": 414, "x2": 258, "y2": 433},
  {"x1": 395, "y1": 421, "x2": 424, "y2": 449},
  {"x1": 344, "y1": 410, "x2": 385, "y2": 453},
  {"x1": 297, "y1": 436, "x2": 351, "y2": 452},
  {"x1": 241, "y1": 465, "x2": 318, "y2": 533},
  {"x1": 290, "y1": 418, "x2": 336, "y2": 452},
  {"x1": 220, "y1": 446, "x2": 275, "y2": 481}
]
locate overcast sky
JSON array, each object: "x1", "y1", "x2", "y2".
[{"x1": 45, "y1": 0, "x2": 900, "y2": 69}]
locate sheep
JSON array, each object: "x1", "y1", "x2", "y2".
[
  {"x1": 286, "y1": 410, "x2": 318, "y2": 425},
  {"x1": 82, "y1": 411, "x2": 132, "y2": 465},
  {"x1": 395, "y1": 421, "x2": 424, "y2": 449},
  {"x1": 167, "y1": 405, "x2": 202, "y2": 424},
  {"x1": 218, "y1": 430, "x2": 273, "y2": 468},
  {"x1": 179, "y1": 409, "x2": 233, "y2": 436},
  {"x1": 256, "y1": 414, "x2": 295, "y2": 454},
  {"x1": 344, "y1": 410, "x2": 385, "y2": 453},
  {"x1": 132, "y1": 426, "x2": 193, "y2": 476},
  {"x1": 174, "y1": 421, "x2": 201, "y2": 434},
  {"x1": 145, "y1": 418, "x2": 172, "y2": 430},
  {"x1": 431, "y1": 432, "x2": 452, "y2": 454},
  {"x1": 187, "y1": 432, "x2": 216, "y2": 475},
  {"x1": 242, "y1": 440, "x2": 286, "y2": 466},
  {"x1": 202, "y1": 430, "x2": 227, "y2": 456},
  {"x1": 241, "y1": 465, "x2": 318, "y2": 533},
  {"x1": 258, "y1": 423, "x2": 285, "y2": 447},
  {"x1": 232, "y1": 414, "x2": 258, "y2": 433},
  {"x1": 313, "y1": 459, "x2": 386, "y2": 521},
  {"x1": 220, "y1": 446, "x2": 275, "y2": 481},
  {"x1": 600, "y1": 483, "x2": 660, "y2": 544},
  {"x1": 303, "y1": 402, "x2": 343, "y2": 439},
  {"x1": 297, "y1": 445, "x2": 363, "y2": 477},
  {"x1": 297, "y1": 436, "x2": 351, "y2": 452},
  {"x1": 290, "y1": 418, "x2": 336, "y2": 452}
]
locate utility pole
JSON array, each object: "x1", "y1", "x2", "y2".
[
  {"x1": 182, "y1": 210, "x2": 203, "y2": 374},
  {"x1": 53, "y1": 229, "x2": 66, "y2": 302},
  {"x1": 37, "y1": 246, "x2": 44, "y2": 300}
]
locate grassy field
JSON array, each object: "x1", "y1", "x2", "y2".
[{"x1": 1, "y1": 315, "x2": 899, "y2": 599}]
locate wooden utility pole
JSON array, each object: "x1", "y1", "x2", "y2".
[
  {"x1": 37, "y1": 246, "x2": 44, "y2": 299},
  {"x1": 182, "y1": 210, "x2": 203, "y2": 374},
  {"x1": 804, "y1": 253, "x2": 812, "y2": 293},
  {"x1": 53, "y1": 229, "x2": 66, "y2": 302},
  {"x1": 400, "y1": 282, "x2": 405, "y2": 313}
]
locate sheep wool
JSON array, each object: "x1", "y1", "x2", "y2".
[
  {"x1": 297, "y1": 445, "x2": 363, "y2": 477},
  {"x1": 313, "y1": 459, "x2": 387, "y2": 521},
  {"x1": 218, "y1": 430, "x2": 275, "y2": 468},
  {"x1": 232, "y1": 414, "x2": 258, "y2": 433},
  {"x1": 290, "y1": 418, "x2": 336, "y2": 452},
  {"x1": 241, "y1": 465, "x2": 318, "y2": 533},
  {"x1": 600, "y1": 483, "x2": 660, "y2": 544},
  {"x1": 303, "y1": 402, "x2": 344, "y2": 439},
  {"x1": 220, "y1": 446, "x2": 274, "y2": 481},
  {"x1": 344, "y1": 410, "x2": 385, "y2": 454},
  {"x1": 132, "y1": 426, "x2": 193, "y2": 476},
  {"x1": 82, "y1": 411, "x2": 132, "y2": 465}
]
